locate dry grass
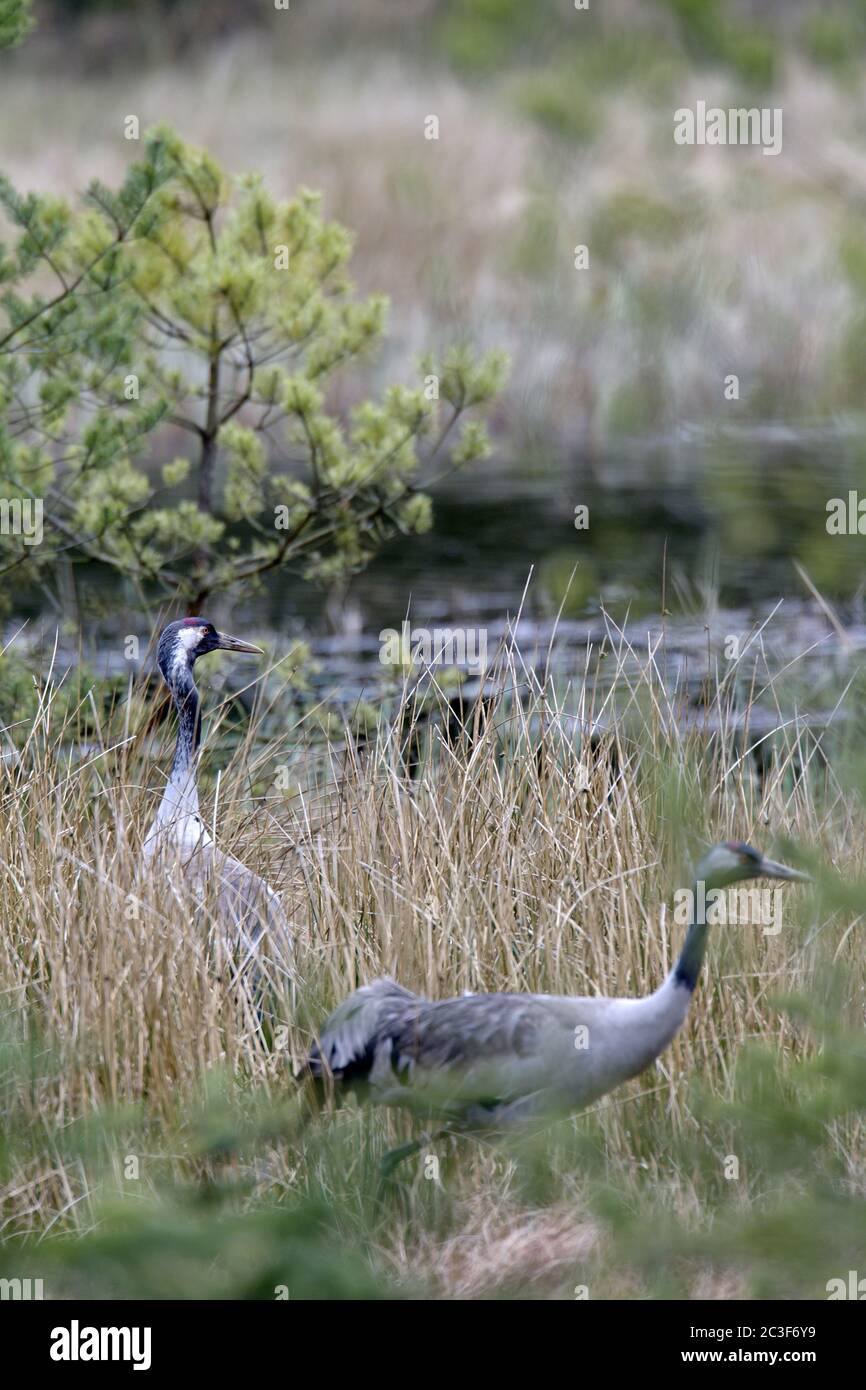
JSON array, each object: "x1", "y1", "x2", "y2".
[
  {"x1": 1, "y1": 613, "x2": 863, "y2": 1296},
  {"x1": 2, "y1": 19, "x2": 866, "y2": 450}
]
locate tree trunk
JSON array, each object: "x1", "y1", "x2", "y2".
[
  {"x1": 190, "y1": 342, "x2": 222, "y2": 607},
  {"x1": 198, "y1": 348, "x2": 221, "y2": 514}
]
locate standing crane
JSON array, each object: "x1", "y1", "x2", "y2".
[
  {"x1": 305, "y1": 842, "x2": 808, "y2": 1164},
  {"x1": 144, "y1": 618, "x2": 291, "y2": 976}
]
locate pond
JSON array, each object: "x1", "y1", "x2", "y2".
[
  {"x1": 244, "y1": 431, "x2": 866, "y2": 660},
  {"x1": 7, "y1": 431, "x2": 866, "y2": 702}
]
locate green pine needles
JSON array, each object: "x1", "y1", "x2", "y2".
[{"x1": 0, "y1": 124, "x2": 507, "y2": 612}]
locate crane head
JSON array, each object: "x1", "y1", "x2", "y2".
[
  {"x1": 697, "y1": 840, "x2": 810, "y2": 890},
  {"x1": 157, "y1": 618, "x2": 263, "y2": 683}
]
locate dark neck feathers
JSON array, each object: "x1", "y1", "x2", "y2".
[
  {"x1": 672, "y1": 875, "x2": 720, "y2": 992},
  {"x1": 168, "y1": 662, "x2": 201, "y2": 780}
]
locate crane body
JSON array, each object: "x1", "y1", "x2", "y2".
[
  {"x1": 306, "y1": 843, "x2": 808, "y2": 1133},
  {"x1": 144, "y1": 618, "x2": 291, "y2": 969}
]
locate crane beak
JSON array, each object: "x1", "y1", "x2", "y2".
[
  {"x1": 216, "y1": 632, "x2": 263, "y2": 656},
  {"x1": 758, "y1": 855, "x2": 811, "y2": 883}
]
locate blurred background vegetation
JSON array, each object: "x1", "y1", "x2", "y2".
[{"x1": 4, "y1": 0, "x2": 866, "y2": 643}]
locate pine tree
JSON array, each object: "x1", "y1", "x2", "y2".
[{"x1": 0, "y1": 123, "x2": 507, "y2": 614}]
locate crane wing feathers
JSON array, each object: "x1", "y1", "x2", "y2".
[
  {"x1": 308, "y1": 987, "x2": 556, "y2": 1114},
  {"x1": 166, "y1": 841, "x2": 293, "y2": 972},
  {"x1": 393, "y1": 994, "x2": 546, "y2": 1070},
  {"x1": 210, "y1": 847, "x2": 291, "y2": 947},
  {"x1": 308, "y1": 978, "x2": 420, "y2": 1083}
]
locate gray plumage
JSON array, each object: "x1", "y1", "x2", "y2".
[
  {"x1": 306, "y1": 843, "x2": 808, "y2": 1131},
  {"x1": 144, "y1": 618, "x2": 292, "y2": 976}
]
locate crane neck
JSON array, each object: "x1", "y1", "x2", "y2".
[
  {"x1": 152, "y1": 661, "x2": 202, "y2": 830},
  {"x1": 671, "y1": 874, "x2": 713, "y2": 993},
  {"x1": 168, "y1": 662, "x2": 202, "y2": 777},
  {"x1": 597, "y1": 872, "x2": 720, "y2": 1084}
]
